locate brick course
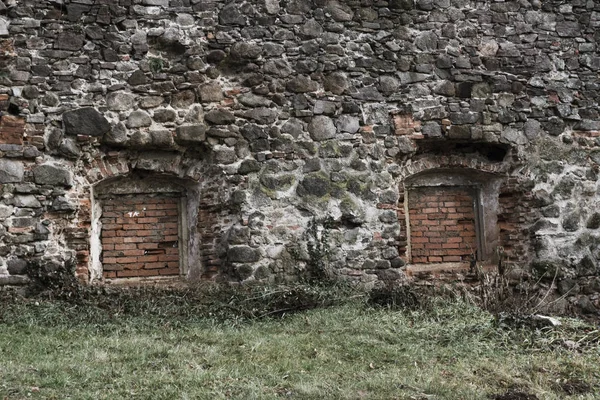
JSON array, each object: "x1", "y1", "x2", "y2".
[
  {"x1": 408, "y1": 187, "x2": 477, "y2": 264},
  {"x1": 100, "y1": 195, "x2": 180, "y2": 279}
]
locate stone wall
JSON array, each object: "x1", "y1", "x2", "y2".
[{"x1": 0, "y1": 0, "x2": 599, "y2": 310}]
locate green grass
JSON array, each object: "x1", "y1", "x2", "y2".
[{"x1": 0, "y1": 289, "x2": 599, "y2": 399}]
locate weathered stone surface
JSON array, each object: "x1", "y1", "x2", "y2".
[
  {"x1": 33, "y1": 164, "x2": 73, "y2": 187},
  {"x1": 325, "y1": 0, "x2": 354, "y2": 21},
  {"x1": 7, "y1": 258, "x2": 27, "y2": 275},
  {"x1": 107, "y1": 92, "x2": 136, "y2": 111},
  {"x1": 13, "y1": 195, "x2": 41, "y2": 208},
  {"x1": 206, "y1": 109, "x2": 236, "y2": 125},
  {"x1": 126, "y1": 110, "x2": 152, "y2": 128},
  {"x1": 297, "y1": 173, "x2": 331, "y2": 197},
  {"x1": 63, "y1": 108, "x2": 111, "y2": 137},
  {"x1": 175, "y1": 124, "x2": 207, "y2": 144},
  {"x1": 230, "y1": 42, "x2": 262, "y2": 60},
  {"x1": 228, "y1": 245, "x2": 260, "y2": 263},
  {"x1": 308, "y1": 116, "x2": 336, "y2": 141},
  {"x1": 198, "y1": 83, "x2": 224, "y2": 103},
  {"x1": 286, "y1": 76, "x2": 319, "y2": 93},
  {"x1": 238, "y1": 93, "x2": 271, "y2": 108},
  {"x1": 336, "y1": 115, "x2": 360, "y2": 133},
  {"x1": 324, "y1": 72, "x2": 349, "y2": 95},
  {"x1": 0, "y1": 0, "x2": 599, "y2": 308},
  {"x1": 0, "y1": 16, "x2": 9, "y2": 36},
  {"x1": 0, "y1": 160, "x2": 24, "y2": 183},
  {"x1": 55, "y1": 32, "x2": 84, "y2": 50}
]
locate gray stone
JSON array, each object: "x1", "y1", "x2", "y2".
[
  {"x1": 555, "y1": 21, "x2": 581, "y2": 37},
  {"x1": 398, "y1": 72, "x2": 430, "y2": 84},
  {"x1": 205, "y1": 109, "x2": 236, "y2": 125},
  {"x1": 389, "y1": 0, "x2": 414, "y2": 9},
  {"x1": 149, "y1": 129, "x2": 174, "y2": 148},
  {"x1": 298, "y1": 173, "x2": 331, "y2": 197},
  {"x1": 171, "y1": 90, "x2": 196, "y2": 108},
  {"x1": 107, "y1": 92, "x2": 136, "y2": 111},
  {"x1": 501, "y1": 127, "x2": 528, "y2": 145},
  {"x1": 52, "y1": 196, "x2": 77, "y2": 211},
  {"x1": 238, "y1": 108, "x2": 278, "y2": 124},
  {"x1": 126, "y1": 110, "x2": 152, "y2": 128},
  {"x1": 228, "y1": 245, "x2": 260, "y2": 263},
  {"x1": 586, "y1": 213, "x2": 600, "y2": 229},
  {"x1": 524, "y1": 120, "x2": 543, "y2": 140},
  {"x1": 143, "y1": 0, "x2": 168, "y2": 5},
  {"x1": 129, "y1": 70, "x2": 148, "y2": 86},
  {"x1": 415, "y1": 31, "x2": 438, "y2": 51},
  {"x1": 103, "y1": 122, "x2": 128, "y2": 147},
  {"x1": 557, "y1": 278, "x2": 580, "y2": 295},
  {"x1": 265, "y1": 0, "x2": 280, "y2": 14},
  {"x1": 239, "y1": 159, "x2": 262, "y2": 174},
  {"x1": 153, "y1": 108, "x2": 177, "y2": 123},
  {"x1": 0, "y1": 159, "x2": 24, "y2": 183},
  {"x1": 422, "y1": 122, "x2": 442, "y2": 137},
  {"x1": 13, "y1": 195, "x2": 41, "y2": 208},
  {"x1": 562, "y1": 211, "x2": 580, "y2": 232},
  {"x1": 397, "y1": 137, "x2": 417, "y2": 155},
  {"x1": 300, "y1": 19, "x2": 322, "y2": 39},
  {"x1": 219, "y1": 2, "x2": 246, "y2": 25},
  {"x1": 239, "y1": 93, "x2": 271, "y2": 108},
  {"x1": 55, "y1": 32, "x2": 84, "y2": 51},
  {"x1": 63, "y1": 108, "x2": 111, "y2": 137},
  {"x1": 0, "y1": 205, "x2": 13, "y2": 219},
  {"x1": 7, "y1": 258, "x2": 27, "y2": 275},
  {"x1": 230, "y1": 42, "x2": 262, "y2": 60},
  {"x1": 33, "y1": 164, "x2": 72, "y2": 187},
  {"x1": 433, "y1": 80, "x2": 455, "y2": 96},
  {"x1": 379, "y1": 76, "x2": 400, "y2": 96},
  {"x1": 471, "y1": 83, "x2": 492, "y2": 98},
  {"x1": 308, "y1": 116, "x2": 336, "y2": 141},
  {"x1": 198, "y1": 83, "x2": 224, "y2": 103},
  {"x1": 214, "y1": 147, "x2": 237, "y2": 164},
  {"x1": 281, "y1": 119, "x2": 304, "y2": 138},
  {"x1": 260, "y1": 174, "x2": 295, "y2": 191},
  {"x1": 286, "y1": 76, "x2": 319, "y2": 93},
  {"x1": 351, "y1": 87, "x2": 384, "y2": 101},
  {"x1": 336, "y1": 115, "x2": 360, "y2": 133},
  {"x1": 0, "y1": 16, "x2": 9, "y2": 36},
  {"x1": 59, "y1": 138, "x2": 81, "y2": 159},
  {"x1": 140, "y1": 96, "x2": 165, "y2": 109},
  {"x1": 576, "y1": 296, "x2": 597, "y2": 314},
  {"x1": 325, "y1": 0, "x2": 354, "y2": 21},
  {"x1": 313, "y1": 101, "x2": 336, "y2": 115},
  {"x1": 324, "y1": 72, "x2": 349, "y2": 95},
  {"x1": 175, "y1": 124, "x2": 207, "y2": 145}
]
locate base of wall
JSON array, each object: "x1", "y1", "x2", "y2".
[{"x1": 405, "y1": 262, "x2": 498, "y2": 281}]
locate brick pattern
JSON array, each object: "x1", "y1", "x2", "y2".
[
  {"x1": 498, "y1": 178, "x2": 535, "y2": 264},
  {"x1": 0, "y1": 115, "x2": 25, "y2": 145},
  {"x1": 408, "y1": 187, "x2": 477, "y2": 264},
  {"x1": 100, "y1": 195, "x2": 180, "y2": 278},
  {"x1": 393, "y1": 113, "x2": 422, "y2": 138}
]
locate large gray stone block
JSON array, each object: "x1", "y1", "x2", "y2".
[
  {"x1": 0, "y1": 159, "x2": 24, "y2": 183},
  {"x1": 63, "y1": 108, "x2": 111, "y2": 137}
]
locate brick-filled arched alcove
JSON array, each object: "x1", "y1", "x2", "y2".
[
  {"x1": 401, "y1": 169, "x2": 503, "y2": 270},
  {"x1": 90, "y1": 172, "x2": 201, "y2": 282}
]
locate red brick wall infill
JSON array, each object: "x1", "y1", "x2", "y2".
[
  {"x1": 408, "y1": 187, "x2": 477, "y2": 264},
  {"x1": 100, "y1": 195, "x2": 180, "y2": 278}
]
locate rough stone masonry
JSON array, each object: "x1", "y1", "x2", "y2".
[{"x1": 0, "y1": 0, "x2": 599, "y2": 311}]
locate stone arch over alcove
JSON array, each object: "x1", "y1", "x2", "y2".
[
  {"x1": 65, "y1": 151, "x2": 234, "y2": 283},
  {"x1": 396, "y1": 149, "x2": 535, "y2": 277}
]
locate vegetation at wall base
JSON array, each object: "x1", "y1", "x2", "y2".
[{"x1": 1, "y1": 278, "x2": 599, "y2": 399}]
